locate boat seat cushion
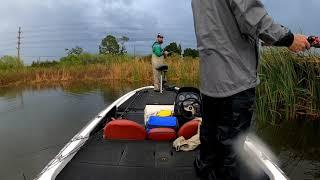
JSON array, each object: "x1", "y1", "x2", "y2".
[
  {"x1": 148, "y1": 128, "x2": 177, "y2": 141},
  {"x1": 178, "y1": 119, "x2": 200, "y2": 139},
  {"x1": 104, "y1": 119, "x2": 147, "y2": 140}
]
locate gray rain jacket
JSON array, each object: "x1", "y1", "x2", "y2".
[{"x1": 192, "y1": 0, "x2": 291, "y2": 97}]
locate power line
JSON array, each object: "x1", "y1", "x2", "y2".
[
  {"x1": 21, "y1": 55, "x2": 60, "y2": 58},
  {"x1": 20, "y1": 23, "x2": 145, "y2": 34},
  {"x1": 0, "y1": 26, "x2": 195, "y2": 45},
  {"x1": 0, "y1": 25, "x2": 196, "y2": 59},
  {"x1": 19, "y1": 38, "x2": 155, "y2": 44},
  {"x1": 0, "y1": 39, "x2": 194, "y2": 49},
  {"x1": 20, "y1": 31, "x2": 142, "y2": 39},
  {"x1": 0, "y1": 48, "x2": 17, "y2": 51},
  {"x1": 0, "y1": 22, "x2": 193, "y2": 35}
]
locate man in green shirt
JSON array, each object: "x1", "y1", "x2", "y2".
[{"x1": 152, "y1": 33, "x2": 168, "y2": 91}]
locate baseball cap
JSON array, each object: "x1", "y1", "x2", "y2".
[{"x1": 157, "y1": 33, "x2": 164, "y2": 38}]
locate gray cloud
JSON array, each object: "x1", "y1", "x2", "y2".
[
  {"x1": 263, "y1": 0, "x2": 320, "y2": 35},
  {"x1": 0, "y1": 0, "x2": 318, "y2": 63}
]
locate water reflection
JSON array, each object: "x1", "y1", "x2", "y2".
[
  {"x1": 0, "y1": 82, "x2": 136, "y2": 179},
  {"x1": 256, "y1": 120, "x2": 320, "y2": 179},
  {"x1": 0, "y1": 82, "x2": 318, "y2": 180}
]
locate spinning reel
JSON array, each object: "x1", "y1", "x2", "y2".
[{"x1": 308, "y1": 36, "x2": 320, "y2": 48}]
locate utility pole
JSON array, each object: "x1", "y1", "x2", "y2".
[{"x1": 17, "y1": 27, "x2": 21, "y2": 61}]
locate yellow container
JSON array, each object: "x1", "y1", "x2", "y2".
[{"x1": 157, "y1": 110, "x2": 173, "y2": 117}]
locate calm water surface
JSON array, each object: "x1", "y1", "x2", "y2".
[{"x1": 0, "y1": 83, "x2": 319, "y2": 180}]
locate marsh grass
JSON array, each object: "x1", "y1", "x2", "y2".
[
  {"x1": 0, "y1": 50, "x2": 319, "y2": 122},
  {"x1": 257, "y1": 48, "x2": 320, "y2": 123},
  {"x1": 0, "y1": 55, "x2": 199, "y2": 87},
  {"x1": 0, "y1": 56, "x2": 23, "y2": 70}
]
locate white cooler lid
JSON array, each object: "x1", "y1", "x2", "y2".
[{"x1": 144, "y1": 105, "x2": 174, "y2": 125}]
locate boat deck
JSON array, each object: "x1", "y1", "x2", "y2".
[{"x1": 56, "y1": 89, "x2": 269, "y2": 180}]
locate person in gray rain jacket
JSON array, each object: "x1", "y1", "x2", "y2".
[{"x1": 191, "y1": 0, "x2": 310, "y2": 179}]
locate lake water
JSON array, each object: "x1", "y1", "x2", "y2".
[{"x1": 0, "y1": 83, "x2": 319, "y2": 180}]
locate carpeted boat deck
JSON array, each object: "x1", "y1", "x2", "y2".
[{"x1": 56, "y1": 89, "x2": 269, "y2": 180}]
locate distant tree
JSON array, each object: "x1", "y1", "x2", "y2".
[
  {"x1": 65, "y1": 46, "x2": 84, "y2": 56},
  {"x1": 178, "y1": 44, "x2": 182, "y2": 55},
  {"x1": 0, "y1": 55, "x2": 23, "y2": 69},
  {"x1": 183, "y1": 48, "x2": 199, "y2": 58},
  {"x1": 31, "y1": 60, "x2": 59, "y2": 68},
  {"x1": 164, "y1": 42, "x2": 182, "y2": 56},
  {"x1": 118, "y1": 36, "x2": 130, "y2": 54},
  {"x1": 99, "y1": 35, "x2": 120, "y2": 54}
]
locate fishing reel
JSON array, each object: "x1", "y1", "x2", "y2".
[{"x1": 308, "y1": 36, "x2": 320, "y2": 48}]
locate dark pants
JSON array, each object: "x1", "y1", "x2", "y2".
[{"x1": 194, "y1": 88, "x2": 256, "y2": 180}]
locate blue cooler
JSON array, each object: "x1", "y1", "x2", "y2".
[{"x1": 146, "y1": 116, "x2": 178, "y2": 131}]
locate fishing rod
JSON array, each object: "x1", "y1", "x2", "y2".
[
  {"x1": 308, "y1": 36, "x2": 320, "y2": 48},
  {"x1": 261, "y1": 36, "x2": 320, "y2": 48}
]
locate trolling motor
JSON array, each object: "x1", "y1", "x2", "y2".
[{"x1": 308, "y1": 36, "x2": 320, "y2": 48}]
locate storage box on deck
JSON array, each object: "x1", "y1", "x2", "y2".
[
  {"x1": 146, "y1": 116, "x2": 178, "y2": 131},
  {"x1": 144, "y1": 105, "x2": 174, "y2": 125}
]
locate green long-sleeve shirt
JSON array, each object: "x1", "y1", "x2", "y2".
[{"x1": 152, "y1": 42, "x2": 164, "y2": 57}]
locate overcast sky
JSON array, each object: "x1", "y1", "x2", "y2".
[{"x1": 0, "y1": 0, "x2": 319, "y2": 63}]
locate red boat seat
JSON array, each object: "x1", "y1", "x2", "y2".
[
  {"x1": 104, "y1": 119, "x2": 146, "y2": 140},
  {"x1": 148, "y1": 128, "x2": 177, "y2": 141},
  {"x1": 178, "y1": 119, "x2": 200, "y2": 139}
]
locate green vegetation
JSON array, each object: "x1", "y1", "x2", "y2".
[
  {"x1": 163, "y1": 42, "x2": 199, "y2": 58},
  {"x1": 0, "y1": 56, "x2": 23, "y2": 70},
  {"x1": 0, "y1": 53, "x2": 198, "y2": 86},
  {"x1": 0, "y1": 33, "x2": 319, "y2": 122},
  {"x1": 31, "y1": 60, "x2": 59, "y2": 67},
  {"x1": 118, "y1": 36, "x2": 130, "y2": 54},
  {"x1": 99, "y1": 35, "x2": 130, "y2": 55},
  {"x1": 164, "y1": 42, "x2": 182, "y2": 56},
  {"x1": 183, "y1": 48, "x2": 199, "y2": 58},
  {"x1": 257, "y1": 48, "x2": 320, "y2": 123},
  {"x1": 65, "y1": 46, "x2": 84, "y2": 56}
]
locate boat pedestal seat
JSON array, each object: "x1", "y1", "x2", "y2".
[
  {"x1": 178, "y1": 119, "x2": 200, "y2": 139},
  {"x1": 155, "y1": 65, "x2": 168, "y2": 72},
  {"x1": 155, "y1": 65, "x2": 168, "y2": 93},
  {"x1": 148, "y1": 128, "x2": 177, "y2": 141},
  {"x1": 104, "y1": 119, "x2": 147, "y2": 140}
]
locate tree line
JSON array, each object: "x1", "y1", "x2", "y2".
[{"x1": 66, "y1": 34, "x2": 199, "y2": 58}]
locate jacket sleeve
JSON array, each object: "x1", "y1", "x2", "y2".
[{"x1": 227, "y1": 0, "x2": 291, "y2": 45}]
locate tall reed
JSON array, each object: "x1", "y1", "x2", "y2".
[
  {"x1": 257, "y1": 48, "x2": 320, "y2": 123},
  {"x1": 0, "y1": 51, "x2": 319, "y2": 122}
]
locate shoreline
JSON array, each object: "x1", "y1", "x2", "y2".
[{"x1": 1, "y1": 50, "x2": 320, "y2": 122}]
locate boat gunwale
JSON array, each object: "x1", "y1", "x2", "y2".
[{"x1": 35, "y1": 86, "x2": 154, "y2": 180}]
